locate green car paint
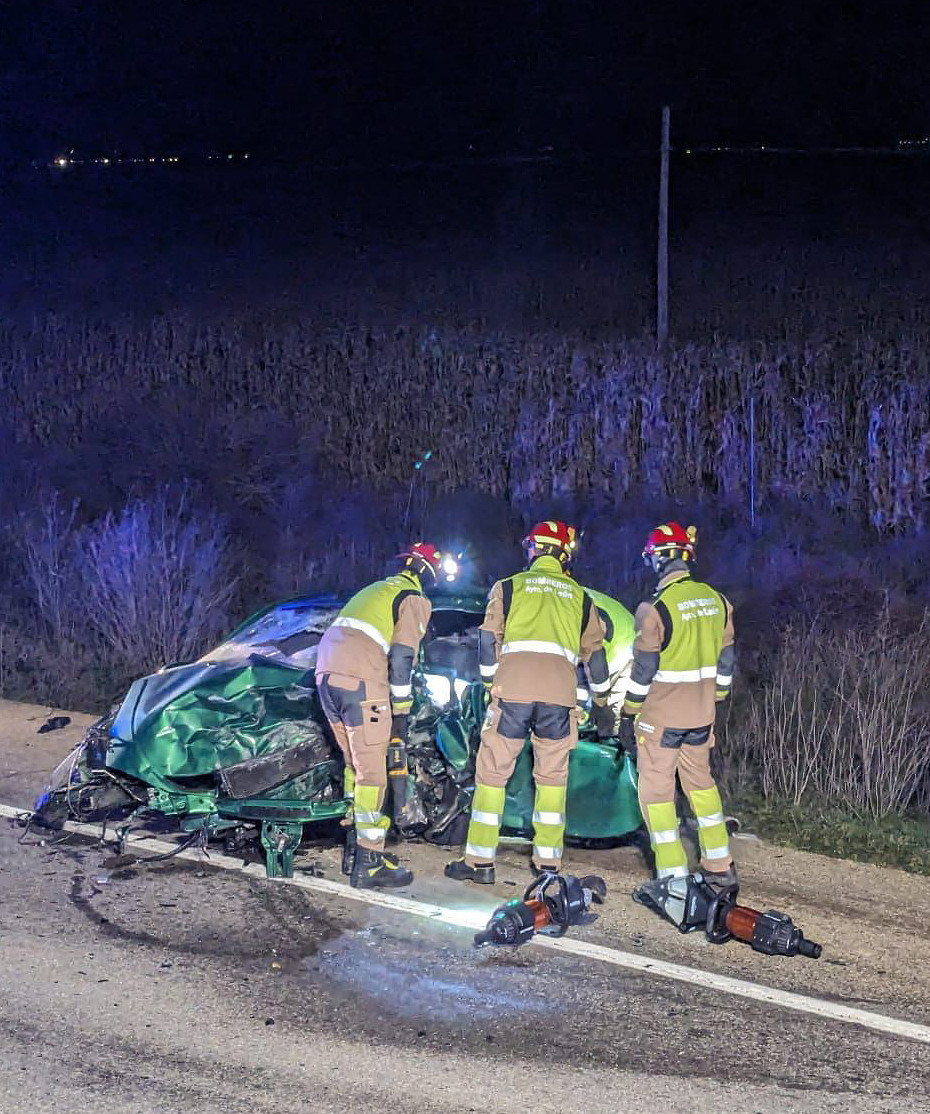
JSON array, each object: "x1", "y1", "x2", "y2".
[{"x1": 52, "y1": 591, "x2": 642, "y2": 875}]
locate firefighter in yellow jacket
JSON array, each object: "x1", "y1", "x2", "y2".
[
  {"x1": 581, "y1": 587, "x2": 635, "y2": 739},
  {"x1": 621, "y1": 522, "x2": 736, "y2": 888},
  {"x1": 315, "y1": 543, "x2": 443, "y2": 889},
  {"x1": 446, "y1": 521, "x2": 610, "y2": 883}
]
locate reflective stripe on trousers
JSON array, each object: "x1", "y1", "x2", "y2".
[
  {"x1": 532, "y1": 784, "x2": 567, "y2": 868},
  {"x1": 688, "y1": 786, "x2": 731, "y2": 869},
  {"x1": 464, "y1": 783, "x2": 505, "y2": 864},
  {"x1": 644, "y1": 801, "x2": 688, "y2": 877},
  {"x1": 353, "y1": 783, "x2": 389, "y2": 850}
]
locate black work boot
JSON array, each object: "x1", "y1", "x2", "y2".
[
  {"x1": 342, "y1": 828, "x2": 400, "y2": 875},
  {"x1": 702, "y1": 864, "x2": 739, "y2": 890},
  {"x1": 444, "y1": 858, "x2": 495, "y2": 885},
  {"x1": 350, "y1": 847, "x2": 413, "y2": 889},
  {"x1": 530, "y1": 861, "x2": 561, "y2": 879}
]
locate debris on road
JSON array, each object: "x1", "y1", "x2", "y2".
[{"x1": 37, "y1": 716, "x2": 71, "y2": 734}]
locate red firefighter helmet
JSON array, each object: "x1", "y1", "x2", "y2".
[
  {"x1": 642, "y1": 522, "x2": 697, "y2": 562},
  {"x1": 398, "y1": 542, "x2": 444, "y2": 580},
  {"x1": 523, "y1": 520, "x2": 579, "y2": 563}
]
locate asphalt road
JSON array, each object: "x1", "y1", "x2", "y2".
[{"x1": 1, "y1": 700, "x2": 929, "y2": 1114}]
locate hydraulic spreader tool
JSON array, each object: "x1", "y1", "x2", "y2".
[
  {"x1": 634, "y1": 873, "x2": 822, "y2": 958},
  {"x1": 474, "y1": 873, "x2": 607, "y2": 947}
]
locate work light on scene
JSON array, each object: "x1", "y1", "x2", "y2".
[{"x1": 441, "y1": 555, "x2": 460, "y2": 582}]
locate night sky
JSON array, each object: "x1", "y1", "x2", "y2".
[{"x1": 1, "y1": 2, "x2": 929, "y2": 163}]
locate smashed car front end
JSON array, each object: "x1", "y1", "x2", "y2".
[{"x1": 34, "y1": 590, "x2": 642, "y2": 875}]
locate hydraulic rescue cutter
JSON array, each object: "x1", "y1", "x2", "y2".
[
  {"x1": 633, "y1": 873, "x2": 822, "y2": 959},
  {"x1": 474, "y1": 873, "x2": 607, "y2": 947}
]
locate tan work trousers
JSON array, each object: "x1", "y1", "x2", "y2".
[
  {"x1": 636, "y1": 720, "x2": 733, "y2": 874},
  {"x1": 316, "y1": 672, "x2": 391, "y2": 849},
  {"x1": 636, "y1": 729, "x2": 717, "y2": 802},
  {"x1": 475, "y1": 697, "x2": 579, "y2": 789},
  {"x1": 468, "y1": 697, "x2": 580, "y2": 870}
]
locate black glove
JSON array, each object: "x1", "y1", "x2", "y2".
[
  {"x1": 591, "y1": 702, "x2": 616, "y2": 741},
  {"x1": 618, "y1": 713, "x2": 637, "y2": 760},
  {"x1": 390, "y1": 713, "x2": 409, "y2": 743}
]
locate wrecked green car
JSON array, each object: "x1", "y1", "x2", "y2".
[{"x1": 35, "y1": 592, "x2": 642, "y2": 876}]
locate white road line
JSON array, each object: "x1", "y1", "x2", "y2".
[{"x1": 4, "y1": 801, "x2": 930, "y2": 1046}]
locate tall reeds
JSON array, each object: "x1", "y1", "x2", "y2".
[{"x1": 2, "y1": 317, "x2": 928, "y2": 531}]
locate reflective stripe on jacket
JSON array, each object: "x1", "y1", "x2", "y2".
[
  {"x1": 624, "y1": 572, "x2": 733, "y2": 729},
  {"x1": 315, "y1": 571, "x2": 431, "y2": 715},
  {"x1": 335, "y1": 572, "x2": 424, "y2": 650},
  {"x1": 479, "y1": 555, "x2": 608, "y2": 706},
  {"x1": 501, "y1": 556, "x2": 586, "y2": 661}
]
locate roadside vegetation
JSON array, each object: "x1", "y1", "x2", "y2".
[
  {"x1": 4, "y1": 317, "x2": 930, "y2": 532},
  {"x1": 1, "y1": 310, "x2": 929, "y2": 872},
  {"x1": 728, "y1": 797, "x2": 930, "y2": 876},
  {"x1": 718, "y1": 604, "x2": 930, "y2": 874}
]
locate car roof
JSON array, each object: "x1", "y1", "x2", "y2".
[{"x1": 227, "y1": 588, "x2": 485, "y2": 641}]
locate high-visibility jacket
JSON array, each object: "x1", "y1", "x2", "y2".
[
  {"x1": 623, "y1": 570, "x2": 734, "y2": 730},
  {"x1": 585, "y1": 588, "x2": 635, "y2": 676},
  {"x1": 315, "y1": 571, "x2": 431, "y2": 715},
  {"x1": 479, "y1": 555, "x2": 609, "y2": 707}
]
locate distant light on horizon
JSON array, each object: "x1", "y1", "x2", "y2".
[{"x1": 44, "y1": 151, "x2": 252, "y2": 170}]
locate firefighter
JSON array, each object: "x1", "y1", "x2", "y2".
[
  {"x1": 580, "y1": 587, "x2": 635, "y2": 740},
  {"x1": 315, "y1": 542, "x2": 443, "y2": 889},
  {"x1": 446, "y1": 521, "x2": 610, "y2": 883},
  {"x1": 622, "y1": 522, "x2": 736, "y2": 887}
]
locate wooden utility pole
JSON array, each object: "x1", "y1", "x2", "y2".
[
  {"x1": 657, "y1": 105, "x2": 670, "y2": 345},
  {"x1": 749, "y1": 393, "x2": 757, "y2": 529}
]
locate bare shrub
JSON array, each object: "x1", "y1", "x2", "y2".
[
  {"x1": 20, "y1": 491, "x2": 81, "y2": 641},
  {"x1": 78, "y1": 486, "x2": 239, "y2": 674},
  {"x1": 734, "y1": 606, "x2": 930, "y2": 819}
]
